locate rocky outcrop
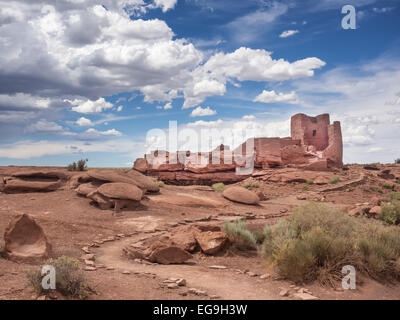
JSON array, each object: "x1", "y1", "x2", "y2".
[
  {"x1": 123, "y1": 224, "x2": 228, "y2": 263},
  {"x1": 2, "y1": 180, "x2": 61, "y2": 193},
  {"x1": 195, "y1": 231, "x2": 229, "y2": 255},
  {"x1": 76, "y1": 182, "x2": 100, "y2": 196},
  {"x1": 87, "y1": 182, "x2": 144, "y2": 212},
  {"x1": 146, "y1": 241, "x2": 193, "y2": 264},
  {"x1": 87, "y1": 169, "x2": 159, "y2": 193},
  {"x1": 71, "y1": 169, "x2": 161, "y2": 213},
  {"x1": 126, "y1": 169, "x2": 160, "y2": 192},
  {"x1": 2, "y1": 170, "x2": 67, "y2": 193},
  {"x1": 222, "y1": 186, "x2": 260, "y2": 205},
  {"x1": 133, "y1": 113, "x2": 343, "y2": 185},
  {"x1": 123, "y1": 237, "x2": 193, "y2": 265},
  {"x1": 4, "y1": 214, "x2": 52, "y2": 262}
]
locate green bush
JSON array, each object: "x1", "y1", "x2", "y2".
[
  {"x1": 383, "y1": 182, "x2": 393, "y2": 190},
  {"x1": 383, "y1": 192, "x2": 400, "y2": 202},
  {"x1": 379, "y1": 200, "x2": 400, "y2": 225},
  {"x1": 306, "y1": 179, "x2": 314, "y2": 185},
  {"x1": 212, "y1": 182, "x2": 226, "y2": 192},
  {"x1": 243, "y1": 181, "x2": 260, "y2": 189},
  {"x1": 261, "y1": 202, "x2": 400, "y2": 284},
  {"x1": 67, "y1": 162, "x2": 77, "y2": 171},
  {"x1": 223, "y1": 219, "x2": 257, "y2": 250},
  {"x1": 329, "y1": 176, "x2": 340, "y2": 184},
  {"x1": 157, "y1": 180, "x2": 164, "y2": 187},
  {"x1": 67, "y1": 159, "x2": 88, "y2": 171},
  {"x1": 395, "y1": 158, "x2": 400, "y2": 164},
  {"x1": 302, "y1": 185, "x2": 309, "y2": 191},
  {"x1": 370, "y1": 186, "x2": 383, "y2": 193},
  {"x1": 25, "y1": 256, "x2": 89, "y2": 299}
]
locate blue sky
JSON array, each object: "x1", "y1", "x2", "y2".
[{"x1": 0, "y1": 0, "x2": 399, "y2": 167}]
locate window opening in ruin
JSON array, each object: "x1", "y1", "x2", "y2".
[{"x1": 312, "y1": 129, "x2": 317, "y2": 136}]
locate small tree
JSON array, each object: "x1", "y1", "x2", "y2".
[
  {"x1": 395, "y1": 158, "x2": 400, "y2": 164},
  {"x1": 77, "y1": 158, "x2": 88, "y2": 171},
  {"x1": 67, "y1": 159, "x2": 88, "y2": 171}
]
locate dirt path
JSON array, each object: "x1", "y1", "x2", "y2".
[{"x1": 95, "y1": 237, "x2": 279, "y2": 300}]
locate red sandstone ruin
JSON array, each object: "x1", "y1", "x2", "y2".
[{"x1": 134, "y1": 113, "x2": 343, "y2": 185}]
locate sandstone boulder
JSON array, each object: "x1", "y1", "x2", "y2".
[
  {"x1": 87, "y1": 182, "x2": 143, "y2": 212},
  {"x1": 145, "y1": 241, "x2": 192, "y2": 264},
  {"x1": 4, "y1": 214, "x2": 52, "y2": 262},
  {"x1": 87, "y1": 170, "x2": 139, "y2": 185},
  {"x1": 87, "y1": 191, "x2": 112, "y2": 210},
  {"x1": 369, "y1": 206, "x2": 382, "y2": 215},
  {"x1": 76, "y1": 182, "x2": 99, "y2": 196},
  {"x1": 195, "y1": 231, "x2": 229, "y2": 255},
  {"x1": 222, "y1": 186, "x2": 260, "y2": 205},
  {"x1": 96, "y1": 182, "x2": 143, "y2": 201},
  {"x1": 168, "y1": 226, "x2": 199, "y2": 252},
  {"x1": 371, "y1": 196, "x2": 381, "y2": 206},
  {"x1": 68, "y1": 173, "x2": 92, "y2": 189},
  {"x1": 126, "y1": 169, "x2": 160, "y2": 192},
  {"x1": 133, "y1": 158, "x2": 148, "y2": 173},
  {"x1": 149, "y1": 193, "x2": 224, "y2": 208}
]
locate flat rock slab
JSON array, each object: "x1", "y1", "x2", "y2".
[
  {"x1": 3, "y1": 179, "x2": 60, "y2": 193},
  {"x1": 149, "y1": 193, "x2": 224, "y2": 208}
]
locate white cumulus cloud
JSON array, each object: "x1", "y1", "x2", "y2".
[
  {"x1": 70, "y1": 98, "x2": 114, "y2": 114},
  {"x1": 76, "y1": 117, "x2": 93, "y2": 126},
  {"x1": 279, "y1": 30, "x2": 299, "y2": 38},
  {"x1": 253, "y1": 90, "x2": 299, "y2": 104},
  {"x1": 190, "y1": 106, "x2": 217, "y2": 117}
]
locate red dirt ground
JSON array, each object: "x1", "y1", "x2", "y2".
[{"x1": 0, "y1": 164, "x2": 399, "y2": 300}]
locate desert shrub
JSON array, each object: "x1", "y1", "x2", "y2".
[
  {"x1": 370, "y1": 186, "x2": 383, "y2": 193},
  {"x1": 302, "y1": 185, "x2": 309, "y2": 191},
  {"x1": 379, "y1": 201, "x2": 400, "y2": 225},
  {"x1": 383, "y1": 192, "x2": 400, "y2": 202},
  {"x1": 243, "y1": 181, "x2": 260, "y2": 189},
  {"x1": 224, "y1": 219, "x2": 257, "y2": 250},
  {"x1": 395, "y1": 158, "x2": 400, "y2": 164},
  {"x1": 329, "y1": 176, "x2": 340, "y2": 184},
  {"x1": 383, "y1": 182, "x2": 393, "y2": 190},
  {"x1": 252, "y1": 225, "x2": 271, "y2": 244},
  {"x1": 306, "y1": 179, "x2": 314, "y2": 185},
  {"x1": 67, "y1": 159, "x2": 88, "y2": 172},
  {"x1": 67, "y1": 162, "x2": 77, "y2": 171},
  {"x1": 261, "y1": 202, "x2": 400, "y2": 285},
  {"x1": 212, "y1": 182, "x2": 226, "y2": 192},
  {"x1": 157, "y1": 180, "x2": 164, "y2": 187},
  {"x1": 25, "y1": 256, "x2": 89, "y2": 299},
  {"x1": 77, "y1": 158, "x2": 88, "y2": 171}
]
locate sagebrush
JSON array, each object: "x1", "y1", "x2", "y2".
[
  {"x1": 261, "y1": 202, "x2": 400, "y2": 285},
  {"x1": 212, "y1": 182, "x2": 226, "y2": 192},
  {"x1": 25, "y1": 256, "x2": 89, "y2": 299},
  {"x1": 223, "y1": 219, "x2": 257, "y2": 250}
]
